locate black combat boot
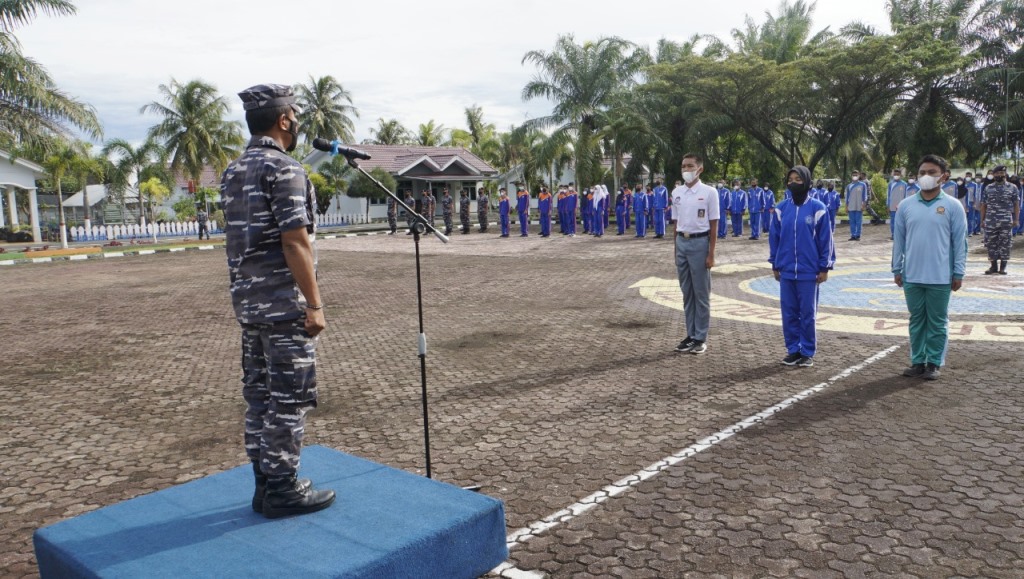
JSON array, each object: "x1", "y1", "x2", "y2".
[
  {"x1": 999, "y1": 260, "x2": 1008, "y2": 275},
  {"x1": 262, "y1": 475, "x2": 336, "y2": 519},
  {"x1": 252, "y1": 462, "x2": 311, "y2": 514},
  {"x1": 985, "y1": 260, "x2": 999, "y2": 274}
]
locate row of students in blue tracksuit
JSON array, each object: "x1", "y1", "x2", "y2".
[{"x1": 716, "y1": 179, "x2": 777, "y2": 240}]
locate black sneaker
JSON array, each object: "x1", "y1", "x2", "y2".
[
  {"x1": 985, "y1": 268, "x2": 998, "y2": 275},
  {"x1": 781, "y1": 353, "x2": 802, "y2": 366},
  {"x1": 675, "y1": 337, "x2": 695, "y2": 352},
  {"x1": 796, "y1": 356, "x2": 814, "y2": 367},
  {"x1": 922, "y1": 363, "x2": 941, "y2": 380},
  {"x1": 902, "y1": 363, "x2": 925, "y2": 377},
  {"x1": 689, "y1": 341, "x2": 707, "y2": 354}
]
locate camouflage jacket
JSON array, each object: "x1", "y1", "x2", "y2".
[
  {"x1": 222, "y1": 136, "x2": 316, "y2": 325},
  {"x1": 981, "y1": 182, "x2": 1020, "y2": 225}
]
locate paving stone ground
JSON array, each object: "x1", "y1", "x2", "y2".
[{"x1": 1, "y1": 219, "x2": 1022, "y2": 578}]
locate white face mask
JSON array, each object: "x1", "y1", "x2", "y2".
[
  {"x1": 908, "y1": 178, "x2": 916, "y2": 184},
  {"x1": 682, "y1": 171, "x2": 698, "y2": 183},
  {"x1": 987, "y1": 175, "x2": 993, "y2": 179},
  {"x1": 851, "y1": 175, "x2": 859, "y2": 181},
  {"x1": 917, "y1": 174, "x2": 940, "y2": 191}
]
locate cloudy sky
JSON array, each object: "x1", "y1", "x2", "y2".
[{"x1": 18, "y1": 0, "x2": 891, "y2": 145}]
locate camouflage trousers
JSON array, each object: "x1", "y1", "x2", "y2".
[
  {"x1": 460, "y1": 210, "x2": 471, "y2": 232},
  {"x1": 240, "y1": 318, "x2": 318, "y2": 478},
  {"x1": 387, "y1": 213, "x2": 397, "y2": 233},
  {"x1": 443, "y1": 212, "x2": 453, "y2": 233},
  {"x1": 985, "y1": 225, "x2": 1013, "y2": 260},
  {"x1": 478, "y1": 211, "x2": 488, "y2": 233}
]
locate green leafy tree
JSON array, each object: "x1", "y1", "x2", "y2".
[
  {"x1": 521, "y1": 35, "x2": 651, "y2": 187},
  {"x1": 416, "y1": 120, "x2": 446, "y2": 146},
  {"x1": 0, "y1": 0, "x2": 102, "y2": 148},
  {"x1": 41, "y1": 139, "x2": 81, "y2": 248},
  {"x1": 102, "y1": 138, "x2": 165, "y2": 225},
  {"x1": 346, "y1": 166, "x2": 395, "y2": 221},
  {"x1": 141, "y1": 78, "x2": 244, "y2": 189},
  {"x1": 294, "y1": 74, "x2": 359, "y2": 144},
  {"x1": 365, "y1": 118, "x2": 411, "y2": 145}
]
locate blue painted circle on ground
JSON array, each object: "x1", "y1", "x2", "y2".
[{"x1": 744, "y1": 266, "x2": 1024, "y2": 315}]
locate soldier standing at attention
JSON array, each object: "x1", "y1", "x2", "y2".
[
  {"x1": 980, "y1": 165, "x2": 1020, "y2": 274},
  {"x1": 386, "y1": 195, "x2": 398, "y2": 234},
  {"x1": 404, "y1": 189, "x2": 415, "y2": 235},
  {"x1": 516, "y1": 184, "x2": 531, "y2": 237},
  {"x1": 196, "y1": 208, "x2": 211, "y2": 240},
  {"x1": 460, "y1": 189, "x2": 472, "y2": 234},
  {"x1": 441, "y1": 188, "x2": 454, "y2": 236},
  {"x1": 424, "y1": 187, "x2": 437, "y2": 227},
  {"x1": 477, "y1": 188, "x2": 490, "y2": 233},
  {"x1": 498, "y1": 188, "x2": 511, "y2": 237},
  {"x1": 538, "y1": 186, "x2": 552, "y2": 237},
  {"x1": 221, "y1": 84, "x2": 335, "y2": 518}
]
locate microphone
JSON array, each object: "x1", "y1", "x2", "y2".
[{"x1": 311, "y1": 138, "x2": 371, "y2": 160}]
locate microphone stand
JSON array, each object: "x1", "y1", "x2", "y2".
[{"x1": 336, "y1": 152, "x2": 480, "y2": 491}]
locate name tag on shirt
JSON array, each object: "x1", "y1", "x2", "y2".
[{"x1": 698, "y1": 209, "x2": 705, "y2": 218}]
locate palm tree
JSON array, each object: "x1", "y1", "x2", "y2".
[
  {"x1": 521, "y1": 35, "x2": 651, "y2": 187},
  {"x1": 731, "y1": 0, "x2": 836, "y2": 64},
  {"x1": 365, "y1": 118, "x2": 411, "y2": 145},
  {"x1": 0, "y1": 0, "x2": 101, "y2": 148},
  {"x1": 41, "y1": 139, "x2": 83, "y2": 248},
  {"x1": 294, "y1": 74, "x2": 359, "y2": 144},
  {"x1": 141, "y1": 78, "x2": 244, "y2": 189},
  {"x1": 415, "y1": 120, "x2": 446, "y2": 146},
  {"x1": 103, "y1": 138, "x2": 165, "y2": 225}
]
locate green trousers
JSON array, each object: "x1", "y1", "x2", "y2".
[{"x1": 903, "y1": 282, "x2": 951, "y2": 366}]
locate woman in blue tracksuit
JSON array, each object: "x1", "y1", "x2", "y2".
[{"x1": 769, "y1": 165, "x2": 835, "y2": 367}]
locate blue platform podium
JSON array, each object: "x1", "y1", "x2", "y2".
[{"x1": 34, "y1": 446, "x2": 508, "y2": 578}]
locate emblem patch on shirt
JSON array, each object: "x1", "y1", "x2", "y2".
[
  {"x1": 805, "y1": 216, "x2": 814, "y2": 225},
  {"x1": 937, "y1": 206, "x2": 945, "y2": 214},
  {"x1": 698, "y1": 209, "x2": 706, "y2": 218}
]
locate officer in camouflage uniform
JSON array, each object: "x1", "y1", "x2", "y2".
[
  {"x1": 221, "y1": 84, "x2": 335, "y2": 519},
  {"x1": 460, "y1": 189, "x2": 472, "y2": 234},
  {"x1": 386, "y1": 195, "x2": 398, "y2": 234},
  {"x1": 404, "y1": 189, "x2": 415, "y2": 235},
  {"x1": 441, "y1": 188, "x2": 454, "y2": 235},
  {"x1": 423, "y1": 187, "x2": 436, "y2": 227},
  {"x1": 477, "y1": 189, "x2": 490, "y2": 233},
  {"x1": 980, "y1": 165, "x2": 1021, "y2": 275}
]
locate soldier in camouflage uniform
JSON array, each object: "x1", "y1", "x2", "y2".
[
  {"x1": 386, "y1": 195, "x2": 398, "y2": 234},
  {"x1": 460, "y1": 189, "x2": 472, "y2": 234},
  {"x1": 441, "y1": 188, "x2": 454, "y2": 235},
  {"x1": 980, "y1": 165, "x2": 1021, "y2": 275},
  {"x1": 423, "y1": 187, "x2": 436, "y2": 227},
  {"x1": 221, "y1": 84, "x2": 335, "y2": 519},
  {"x1": 477, "y1": 189, "x2": 490, "y2": 233},
  {"x1": 404, "y1": 190, "x2": 415, "y2": 235}
]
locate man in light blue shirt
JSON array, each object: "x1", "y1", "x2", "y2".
[
  {"x1": 887, "y1": 169, "x2": 908, "y2": 239},
  {"x1": 892, "y1": 154, "x2": 968, "y2": 381},
  {"x1": 845, "y1": 171, "x2": 869, "y2": 241}
]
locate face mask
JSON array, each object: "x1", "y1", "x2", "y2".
[
  {"x1": 987, "y1": 175, "x2": 993, "y2": 179},
  {"x1": 892, "y1": 175, "x2": 901, "y2": 181},
  {"x1": 957, "y1": 180, "x2": 964, "y2": 185},
  {"x1": 851, "y1": 176, "x2": 859, "y2": 181},
  {"x1": 908, "y1": 178, "x2": 916, "y2": 184},
  {"x1": 285, "y1": 117, "x2": 299, "y2": 152},
  {"x1": 682, "y1": 171, "x2": 698, "y2": 183},
  {"x1": 995, "y1": 175, "x2": 1006, "y2": 182},
  {"x1": 917, "y1": 174, "x2": 940, "y2": 191}
]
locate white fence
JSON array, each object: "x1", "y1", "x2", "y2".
[{"x1": 70, "y1": 214, "x2": 373, "y2": 242}]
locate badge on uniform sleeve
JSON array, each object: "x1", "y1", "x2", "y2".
[
  {"x1": 937, "y1": 206, "x2": 945, "y2": 214},
  {"x1": 698, "y1": 209, "x2": 705, "y2": 218}
]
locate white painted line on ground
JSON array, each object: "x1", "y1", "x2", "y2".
[
  {"x1": 489, "y1": 562, "x2": 546, "y2": 578},
  {"x1": 501, "y1": 344, "x2": 902, "y2": 566}
]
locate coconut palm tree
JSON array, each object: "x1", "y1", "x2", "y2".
[
  {"x1": 41, "y1": 139, "x2": 85, "y2": 248},
  {"x1": 731, "y1": 0, "x2": 836, "y2": 64},
  {"x1": 141, "y1": 78, "x2": 244, "y2": 189},
  {"x1": 294, "y1": 74, "x2": 359, "y2": 144},
  {"x1": 521, "y1": 35, "x2": 651, "y2": 188},
  {"x1": 103, "y1": 138, "x2": 165, "y2": 225},
  {"x1": 415, "y1": 120, "x2": 446, "y2": 146},
  {"x1": 0, "y1": 0, "x2": 101, "y2": 148},
  {"x1": 365, "y1": 118, "x2": 411, "y2": 145}
]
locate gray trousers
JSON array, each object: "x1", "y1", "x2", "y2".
[{"x1": 675, "y1": 235, "x2": 712, "y2": 341}]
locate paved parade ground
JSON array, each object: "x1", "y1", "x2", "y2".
[{"x1": 2, "y1": 221, "x2": 1023, "y2": 578}]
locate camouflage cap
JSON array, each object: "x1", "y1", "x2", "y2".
[{"x1": 238, "y1": 83, "x2": 302, "y2": 113}]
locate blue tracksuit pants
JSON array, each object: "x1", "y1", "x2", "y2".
[
  {"x1": 540, "y1": 211, "x2": 550, "y2": 236},
  {"x1": 762, "y1": 210, "x2": 770, "y2": 233},
  {"x1": 635, "y1": 213, "x2": 647, "y2": 237},
  {"x1": 731, "y1": 212, "x2": 744, "y2": 236},
  {"x1": 848, "y1": 211, "x2": 862, "y2": 238},
  {"x1": 653, "y1": 209, "x2": 666, "y2": 236},
  {"x1": 518, "y1": 211, "x2": 528, "y2": 236},
  {"x1": 717, "y1": 216, "x2": 728, "y2": 238},
  {"x1": 500, "y1": 213, "x2": 510, "y2": 236},
  {"x1": 780, "y1": 278, "x2": 820, "y2": 358},
  {"x1": 616, "y1": 207, "x2": 626, "y2": 234},
  {"x1": 749, "y1": 213, "x2": 761, "y2": 238}
]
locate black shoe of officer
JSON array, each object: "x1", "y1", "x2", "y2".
[
  {"x1": 922, "y1": 363, "x2": 941, "y2": 381},
  {"x1": 902, "y1": 363, "x2": 925, "y2": 377},
  {"x1": 262, "y1": 475, "x2": 336, "y2": 519},
  {"x1": 251, "y1": 463, "x2": 312, "y2": 514}
]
